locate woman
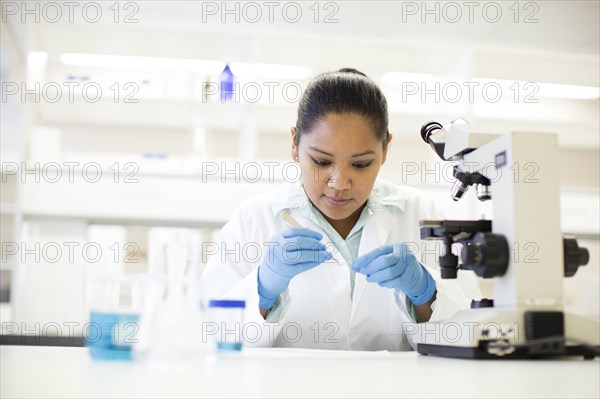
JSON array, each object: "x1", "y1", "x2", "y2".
[{"x1": 200, "y1": 68, "x2": 476, "y2": 350}]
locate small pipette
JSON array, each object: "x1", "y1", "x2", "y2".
[
  {"x1": 281, "y1": 211, "x2": 338, "y2": 263},
  {"x1": 281, "y1": 211, "x2": 303, "y2": 228}
]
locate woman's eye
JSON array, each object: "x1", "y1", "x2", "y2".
[
  {"x1": 311, "y1": 158, "x2": 331, "y2": 167},
  {"x1": 353, "y1": 162, "x2": 372, "y2": 169}
]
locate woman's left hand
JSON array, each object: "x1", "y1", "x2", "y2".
[{"x1": 352, "y1": 243, "x2": 436, "y2": 306}]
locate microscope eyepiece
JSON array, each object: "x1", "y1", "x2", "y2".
[
  {"x1": 420, "y1": 121, "x2": 448, "y2": 160},
  {"x1": 420, "y1": 121, "x2": 443, "y2": 144}
]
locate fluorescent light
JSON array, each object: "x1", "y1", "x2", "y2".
[
  {"x1": 60, "y1": 53, "x2": 224, "y2": 74},
  {"x1": 472, "y1": 77, "x2": 599, "y2": 100},
  {"x1": 536, "y1": 82, "x2": 600, "y2": 100},
  {"x1": 230, "y1": 62, "x2": 312, "y2": 79},
  {"x1": 27, "y1": 52, "x2": 48, "y2": 85},
  {"x1": 60, "y1": 53, "x2": 312, "y2": 80},
  {"x1": 382, "y1": 72, "x2": 436, "y2": 86},
  {"x1": 27, "y1": 51, "x2": 48, "y2": 69},
  {"x1": 383, "y1": 72, "x2": 599, "y2": 100}
]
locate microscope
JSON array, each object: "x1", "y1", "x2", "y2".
[{"x1": 414, "y1": 120, "x2": 599, "y2": 359}]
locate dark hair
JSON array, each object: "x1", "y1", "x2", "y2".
[{"x1": 294, "y1": 68, "x2": 389, "y2": 147}]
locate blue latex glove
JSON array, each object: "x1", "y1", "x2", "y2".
[
  {"x1": 258, "y1": 228, "x2": 332, "y2": 310},
  {"x1": 351, "y1": 243, "x2": 436, "y2": 306}
]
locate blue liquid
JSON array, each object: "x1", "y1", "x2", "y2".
[
  {"x1": 217, "y1": 342, "x2": 243, "y2": 352},
  {"x1": 86, "y1": 312, "x2": 140, "y2": 360}
]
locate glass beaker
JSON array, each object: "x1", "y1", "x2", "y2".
[{"x1": 86, "y1": 273, "x2": 145, "y2": 360}]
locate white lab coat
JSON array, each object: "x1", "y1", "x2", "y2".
[{"x1": 200, "y1": 178, "x2": 478, "y2": 351}]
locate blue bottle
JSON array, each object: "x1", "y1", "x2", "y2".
[
  {"x1": 208, "y1": 299, "x2": 246, "y2": 352},
  {"x1": 220, "y1": 64, "x2": 235, "y2": 102}
]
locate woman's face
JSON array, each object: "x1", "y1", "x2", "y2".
[{"x1": 292, "y1": 112, "x2": 391, "y2": 228}]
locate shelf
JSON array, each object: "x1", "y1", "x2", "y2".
[
  {"x1": 0, "y1": 203, "x2": 18, "y2": 215},
  {"x1": 33, "y1": 96, "x2": 600, "y2": 147},
  {"x1": 0, "y1": 303, "x2": 12, "y2": 325},
  {"x1": 37, "y1": 97, "x2": 297, "y2": 133},
  {"x1": 19, "y1": 174, "x2": 272, "y2": 226},
  {"x1": 0, "y1": 261, "x2": 14, "y2": 271}
]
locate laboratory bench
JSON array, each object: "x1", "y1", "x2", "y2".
[{"x1": 1, "y1": 345, "x2": 599, "y2": 398}]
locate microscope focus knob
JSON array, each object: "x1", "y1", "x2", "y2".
[
  {"x1": 563, "y1": 238, "x2": 590, "y2": 277},
  {"x1": 460, "y1": 233, "x2": 509, "y2": 278},
  {"x1": 462, "y1": 242, "x2": 485, "y2": 266}
]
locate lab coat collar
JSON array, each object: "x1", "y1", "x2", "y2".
[
  {"x1": 268, "y1": 180, "x2": 311, "y2": 218},
  {"x1": 268, "y1": 177, "x2": 408, "y2": 220}
]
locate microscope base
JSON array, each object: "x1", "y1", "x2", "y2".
[
  {"x1": 417, "y1": 343, "x2": 599, "y2": 360},
  {"x1": 413, "y1": 307, "x2": 600, "y2": 360}
]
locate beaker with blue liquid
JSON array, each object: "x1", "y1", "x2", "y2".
[{"x1": 86, "y1": 273, "x2": 145, "y2": 360}]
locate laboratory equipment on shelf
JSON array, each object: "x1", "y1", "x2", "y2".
[
  {"x1": 412, "y1": 120, "x2": 599, "y2": 359},
  {"x1": 220, "y1": 64, "x2": 234, "y2": 102}
]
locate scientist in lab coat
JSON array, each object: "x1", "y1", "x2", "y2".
[{"x1": 200, "y1": 68, "x2": 477, "y2": 351}]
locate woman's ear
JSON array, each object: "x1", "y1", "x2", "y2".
[
  {"x1": 382, "y1": 132, "x2": 393, "y2": 164},
  {"x1": 291, "y1": 127, "x2": 299, "y2": 161}
]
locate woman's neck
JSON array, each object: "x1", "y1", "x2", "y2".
[{"x1": 323, "y1": 203, "x2": 366, "y2": 240}]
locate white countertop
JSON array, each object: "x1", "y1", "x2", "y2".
[{"x1": 1, "y1": 345, "x2": 599, "y2": 398}]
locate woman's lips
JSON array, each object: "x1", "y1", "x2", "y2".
[{"x1": 325, "y1": 196, "x2": 351, "y2": 206}]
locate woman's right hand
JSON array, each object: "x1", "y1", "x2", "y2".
[{"x1": 257, "y1": 228, "x2": 332, "y2": 310}]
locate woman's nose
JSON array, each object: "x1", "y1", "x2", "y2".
[{"x1": 327, "y1": 165, "x2": 351, "y2": 190}]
